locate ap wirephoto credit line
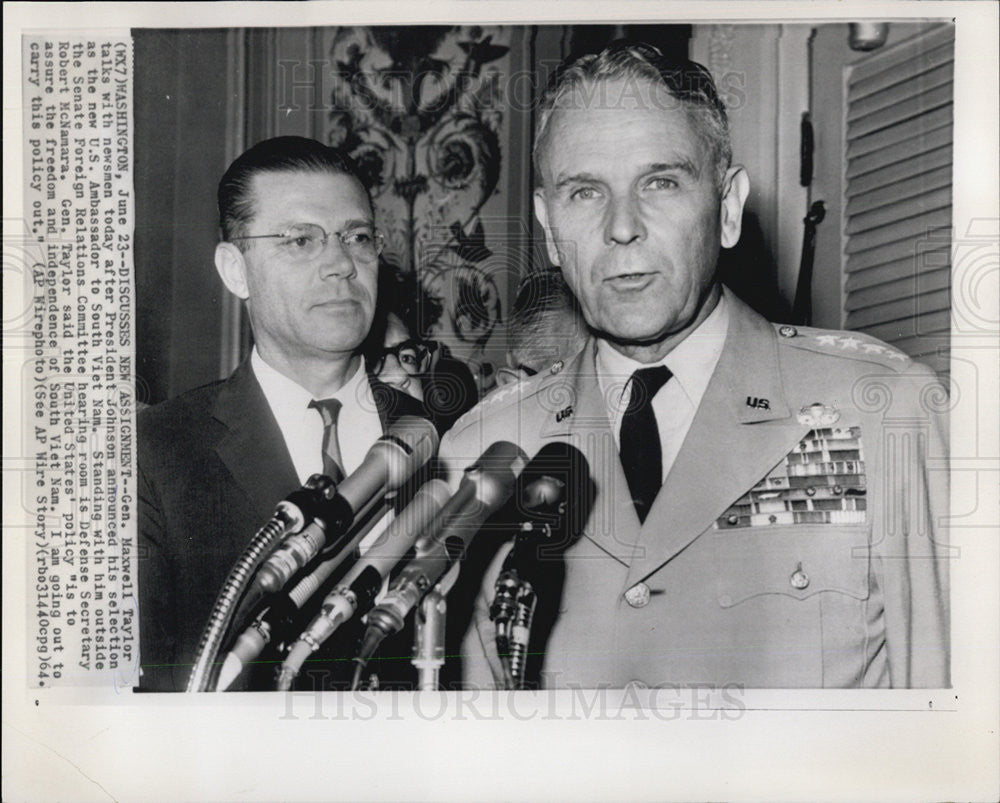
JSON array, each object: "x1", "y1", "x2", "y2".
[{"x1": 23, "y1": 34, "x2": 138, "y2": 690}]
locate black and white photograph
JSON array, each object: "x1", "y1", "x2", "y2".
[{"x1": 3, "y1": 2, "x2": 998, "y2": 801}]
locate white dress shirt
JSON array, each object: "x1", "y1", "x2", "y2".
[
  {"x1": 252, "y1": 349, "x2": 392, "y2": 551},
  {"x1": 596, "y1": 293, "x2": 730, "y2": 483},
  {"x1": 251, "y1": 349, "x2": 386, "y2": 484}
]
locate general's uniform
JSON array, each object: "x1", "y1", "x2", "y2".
[{"x1": 437, "y1": 288, "x2": 950, "y2": 689}]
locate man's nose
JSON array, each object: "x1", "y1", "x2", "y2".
[
  {"x1": 317, "y1": 236, "x2": 357, "y2": 279},
  {"x1": 604, "y1": 193, "x2": 646, "y2": 245}
]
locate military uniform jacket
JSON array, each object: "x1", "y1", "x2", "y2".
[{"x1": 438, "y1": 288, "x2": 950, "y2": 689}]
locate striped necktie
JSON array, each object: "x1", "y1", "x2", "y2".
[
  {"x1": 619, "y1": 365, "x2": 672, "y2": 523},
  {"x1": 309, "y1": 398, "x2": 346, "y2": 484}
]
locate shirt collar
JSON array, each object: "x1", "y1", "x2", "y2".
[
  {"x1": 596, "y1": 291, "x2": 730, "y2": 409},
  {"x1": 251, "y1": 348, "x2": 370, "y2": 415},
  {"x1": 252, "y1": 348, "x2": 314, "y2": 423}
]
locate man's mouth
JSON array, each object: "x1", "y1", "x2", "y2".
[
  {"x1": 604, "y1": 272, "x2": 654, "y2": 289},
  {"x1": 313, "y1": 298, "x2": 359, "y2": 309}
]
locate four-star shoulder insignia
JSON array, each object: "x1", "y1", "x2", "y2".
[
  {"x1": 776, "y1": 322, "x2": 913, "y2": 370},
  {"x1": 447, "y1": 359, "x2": 567, "y2": 434}
]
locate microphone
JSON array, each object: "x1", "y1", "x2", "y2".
[
  {"x1": 353, "y1": 441, "x2": 528, "y2": 680},
  {"x1": 490, "y1": 442, "x2": 592, "y2": 687},
  {"x1": 256, "y1": 473, "x2": 340, "y2": 546},
  {"x1": 274, "y1": 479, "x2": 452, "y2": 689},
  {"x1": 185, "y1": 473, "x2": 338, "y2": 693},
  {"x1": 254, "y1": 416, "x2": 439, "y2": 595},
  {"x1": 217, "y1": 501, "x2": 391, "y2": 691}
]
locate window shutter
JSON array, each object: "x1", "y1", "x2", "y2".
[{"x1": 843, "y1": 24, "x2": 953, "y2": 376}]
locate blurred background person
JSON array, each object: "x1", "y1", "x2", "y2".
[
  {"x1": 496, "y1": 269, "x2": 589, "y2": 386},
  {"x1": 365, "y1": 262, "x2": 480, "y2": 432}
]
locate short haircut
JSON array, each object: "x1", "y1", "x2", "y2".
[
  {"x1": 218, "y1": 135, "x2": 368, "y2": 246},
  {"x1": 508, "y1": 270, "x2": 588, "y2": 371},
  {"x1": 533, "y1": 41, "x2": 732, "y2": 188}
]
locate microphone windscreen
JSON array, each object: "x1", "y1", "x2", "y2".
[
  {"x1": 513, "y1": 442, "x2": 592, "y2": 537},
  {"x1": 381, "y1": 415, "x2": 439, "y2": 488}
]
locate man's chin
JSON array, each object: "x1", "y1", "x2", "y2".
[
  {"x1": 302, "y1": 337, "x2": 367, "y2": 359},
  {"x1": 594, "y1": 315, "x2": 679, "y2": 348},
  {"x1": 600, "y1": 328, "x2": 673, "y2": 349}
]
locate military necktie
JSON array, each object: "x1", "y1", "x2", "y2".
[
  {"x1": 619, "y1": 365, "x2": 672, "y2": 523},
  {"x1": 309, "y1": 398, "x2": 346, "y2": 484}
]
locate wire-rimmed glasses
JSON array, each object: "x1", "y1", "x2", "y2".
[{"x1": 229, "y1": 222, "x2": 385, "y2": 263}]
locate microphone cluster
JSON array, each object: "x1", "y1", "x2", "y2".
[{"x1": 189, "y1": 416, "x2": 591, "y2": 693}]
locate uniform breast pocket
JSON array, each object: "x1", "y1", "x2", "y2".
[{"x1": 713, "y1": 525, "x2": 872, "y2": 608}]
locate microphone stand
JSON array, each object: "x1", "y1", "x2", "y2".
[
  {"x1": 187, "y1": 475, "x2": 336, "y2": 692},
  {"x1": 507, "y1": 584, "x2": 537, "y2": 689},
  {"x1": 411, "y1": 562, "x2": 461, "y2": 690},
  {"x1": 491, "y1": 522, "x2": 547, "y2": 691}
]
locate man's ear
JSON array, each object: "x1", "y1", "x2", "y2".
[
  {"x1": 214, "y1": 242, "x2": 250, "y2": 300},
  {"x1": 719, "y1": 166, "x2": 750, "y2": 249},
  {"x1": 533, "y1": 188, "x2": 561, "y2": 267}
]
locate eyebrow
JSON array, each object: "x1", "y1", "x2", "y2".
[
  {"x1": 553, "y1": 160, "x2": 701, "y2": 191},
  {"x1": 277, "y1": 217, "x2": 374, "y2": 232},
  {"x1": 339, "y1": 217, "x2": 376, "y2": 231},
  {"x1": 553, "y1": 172, "x2": 605, "y2": 191},
  {"x1": 645, "y1": 159, "x2": 701, "y2": 179}
]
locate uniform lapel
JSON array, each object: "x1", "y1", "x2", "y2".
[
  {"x1": 213, "y1": 361, "x2": 299, "y2": 524},
  {"x1": 539, "y1": 343, "x2": 643, "y2": 565},
  {"x1": 627, "y1": 291, "x2": 811, "y2": 584}
]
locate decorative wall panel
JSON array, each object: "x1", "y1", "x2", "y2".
[{"x1": 321, "y1": 25, "x2": 531, "y2": 392}]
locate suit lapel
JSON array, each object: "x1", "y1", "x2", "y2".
[
  {"x1": 539, "y1": 343, "x2": 643, "y2": 565},
  {"x1": 213, "y1": 362, "x2": 299, "y2": 524},
  {"x1": 627, "y1": 291, "x2": 811, "y2": 584},
  {"x1": 214, "y1": 364, "x2": 433, "y2": 527}
]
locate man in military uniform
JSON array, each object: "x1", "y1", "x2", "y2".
[{"x1": 437, "y1": 43, "x2": 949, "y2": 688}]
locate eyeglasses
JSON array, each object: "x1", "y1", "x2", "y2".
[
  {"x1": 229, "y1": 222, "x2": 385, "y2": 263},
  {"x1": 372, "y1": 339, "x2": 439, "y2": 376}
]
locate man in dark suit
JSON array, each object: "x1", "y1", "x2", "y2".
[{"x1": 138, "y1": 137, "x2": 432, "y2": 692}]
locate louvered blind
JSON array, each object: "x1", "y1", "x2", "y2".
[{"x1": 843, "y1": 24, "x2": 953, "y2": 376}]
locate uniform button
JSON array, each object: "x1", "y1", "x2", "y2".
[
  {"x1": 726, "y1": 513, "x2": 739, "y2": 525},
  {"x1": 790, "y1": 566, "x2": 810, "y2": 590},
  {"x1": 549, "y1": 360, "x2": 564, "y2": 374},
  {"x1": 768, "y1": 514, "x2": 778, "y2": 524},
  {"x1": 624, "y1": 582, "x2": 651, "y2": 608},
  {"x1": 805, "y1": 486, "x2": 816, "y2": 497},
  {"x1": 779, "y1": 325, "x2": 798, "y2": 338},
  {"x1": 832, "y1": 485, "x2": 843, "y2": 495}
]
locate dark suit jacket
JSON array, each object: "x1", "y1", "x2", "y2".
[{"x1": 137, "y1": 360, "x2": 434, "y2": 692}]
